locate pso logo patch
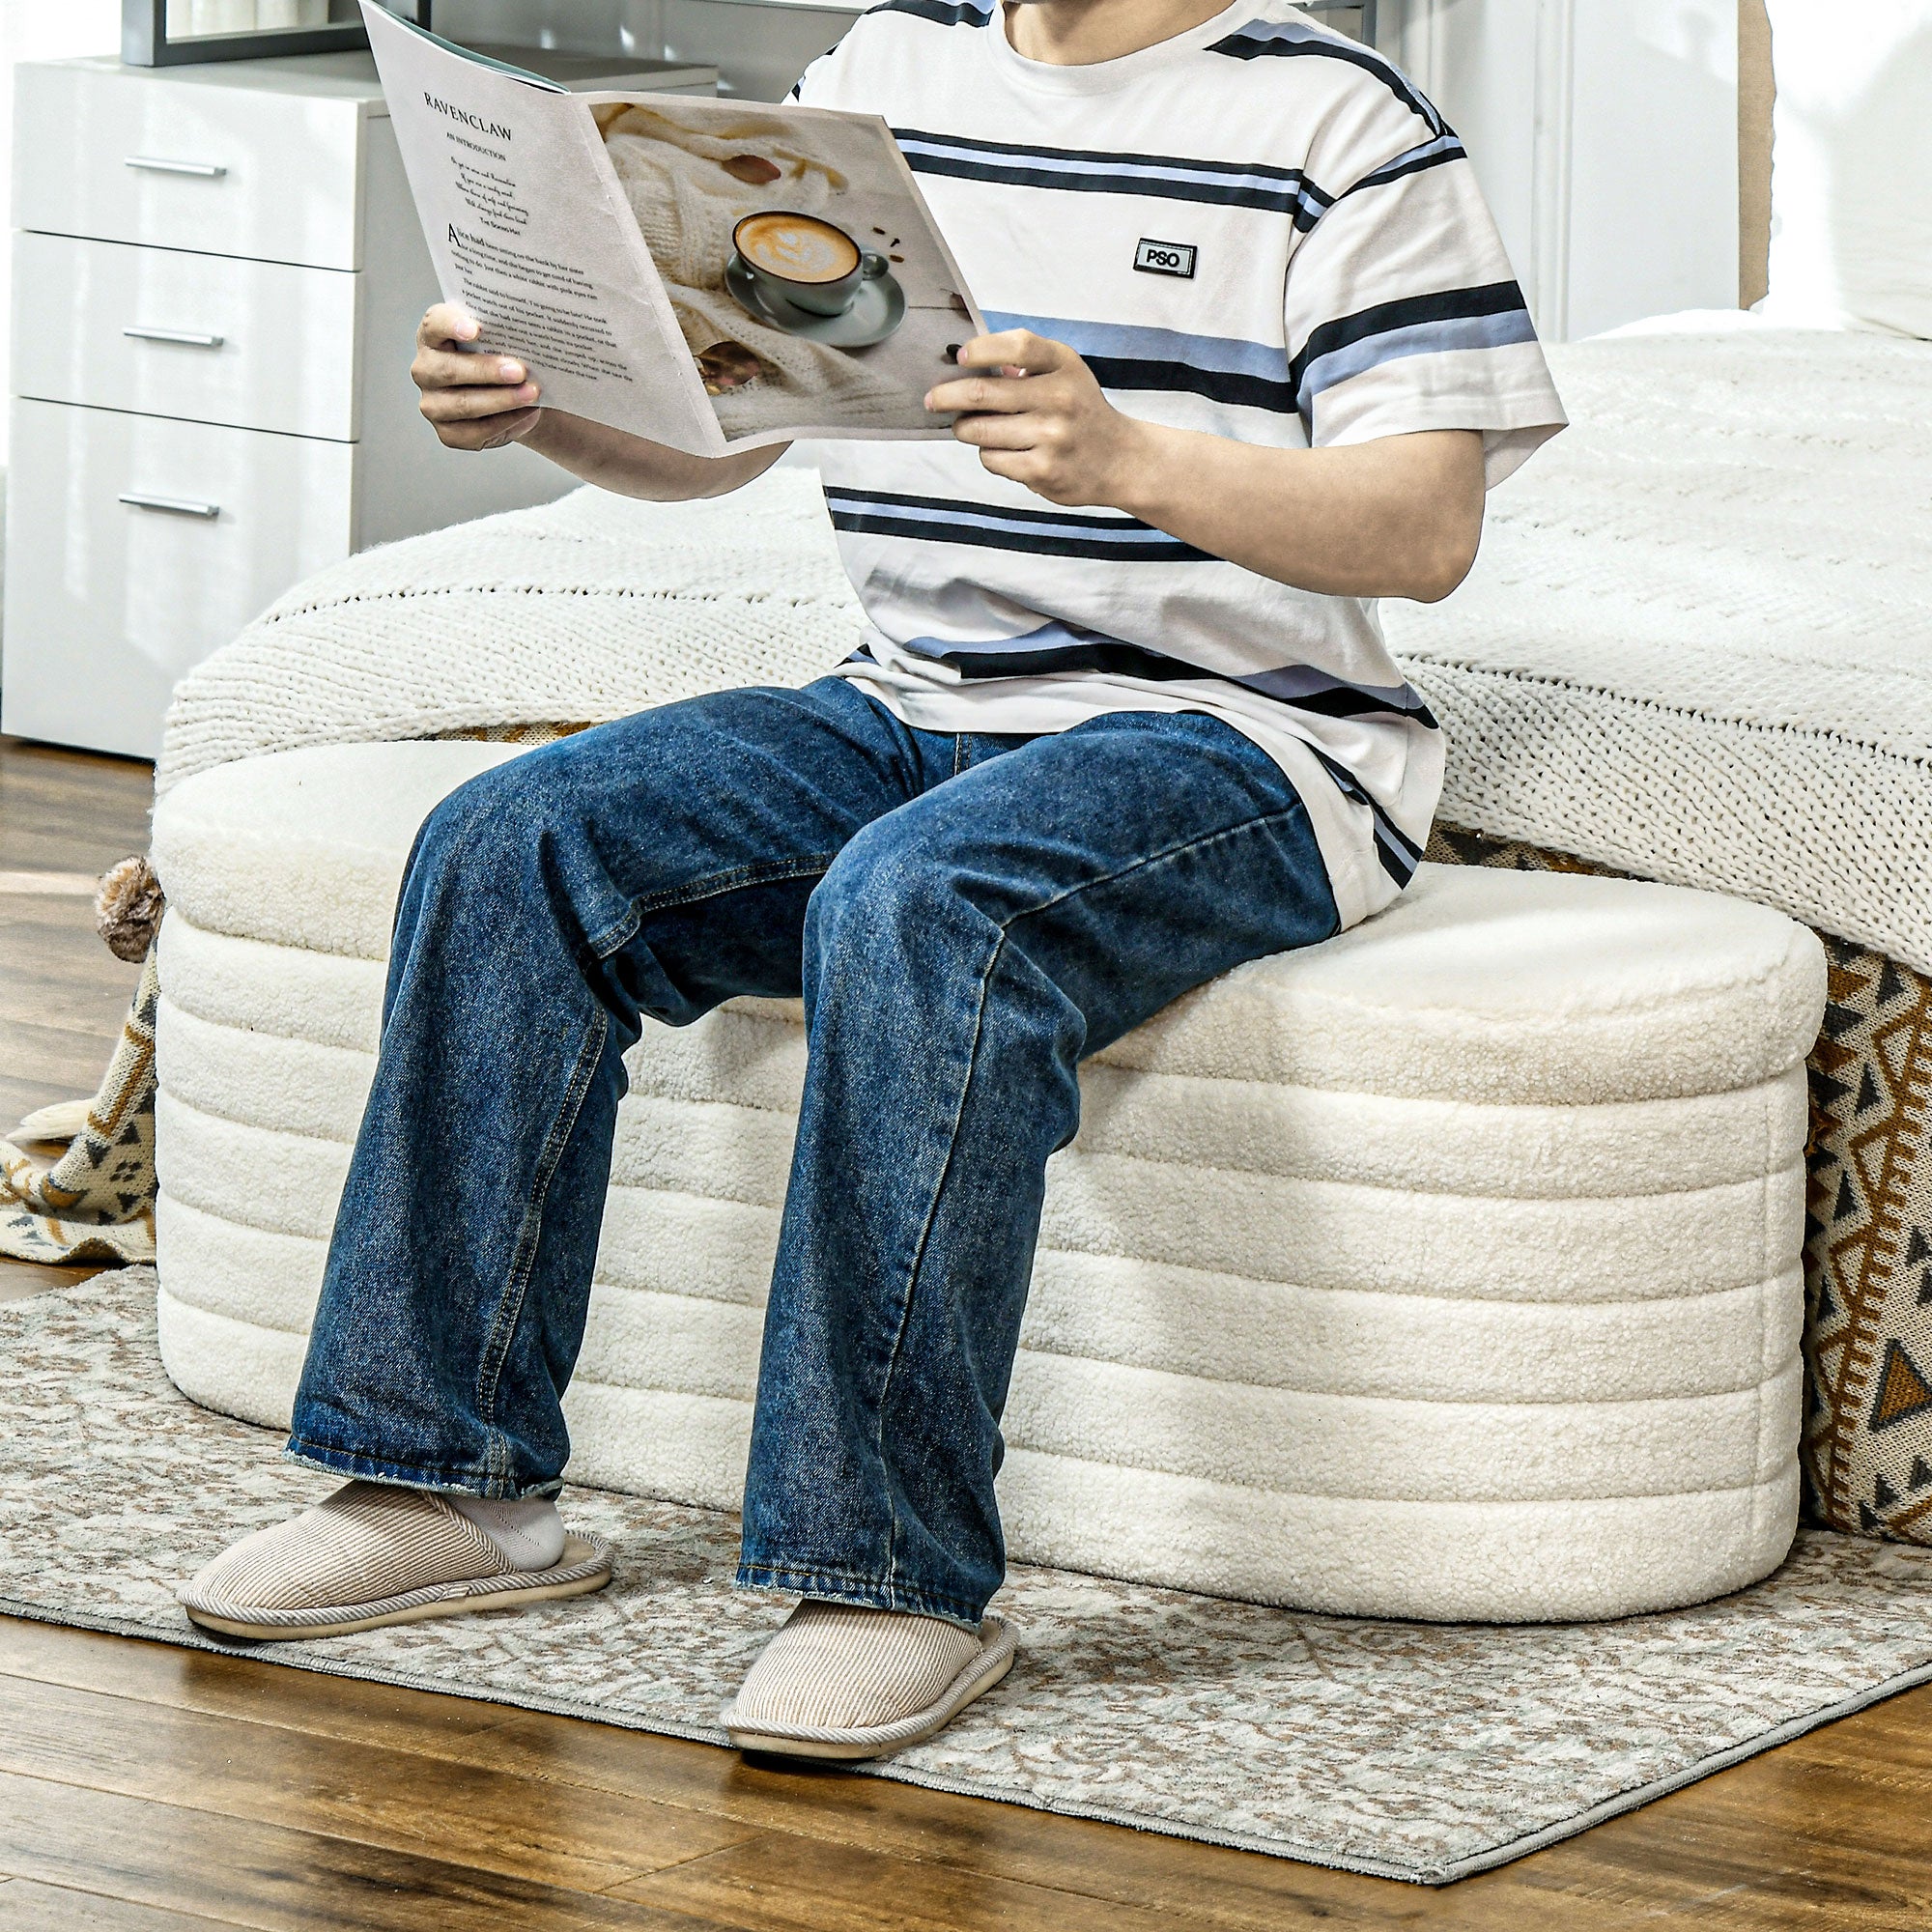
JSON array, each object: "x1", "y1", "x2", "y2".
[{"x1": 1133, "y1": 238, "x2": 1197, "y2": 279}]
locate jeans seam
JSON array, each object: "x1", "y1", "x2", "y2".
[
  {"x1": 734, "y1": 1559, "x2": 984, "y2": 1626},
  {"x1": 585, "y1": 903, "x2": 642, "y2": 963},
  {"x1": 285, "y1": 1434, "x2": 559, "y2": 1498},
  {"x1": 586, "y1": 853, "x2": 839, "y2": 958},
  {"x1": 473, "y1": 1002, "x2": 610, "y2": 1446},
  {"x1": 870, "y1": 916, "x2": 1006, "y2": 1601},
  {"x1": 1012, "y1": 796, "x2": 1314, "y2": 930}
]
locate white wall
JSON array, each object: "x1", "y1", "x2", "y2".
[
  {"x1": 433, "y1": 0, "x2": 856, "y2": 103},
  {"x1": 1564, "y1": 0, "x2": 1737, "y2": 338},
  {"x1": 1388, "y1": 0, "x2": 1738, "y2": 339}
]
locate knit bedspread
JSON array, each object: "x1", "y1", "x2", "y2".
[
  {"x1": 154, "y1": 464, "x2": 864, "y2": 800},
  {"x1": 158, "y1": 324, "x2": 1932, "y2": 974},
  {"x1": 1384, "y1": 320, "x2": 1932, "y2": 977}
]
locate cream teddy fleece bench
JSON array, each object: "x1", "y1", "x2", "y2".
[{"x1": 150, "y1": 738, "x2": 1826, "y2": 1623}]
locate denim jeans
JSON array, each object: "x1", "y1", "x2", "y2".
[{"x1": 288, "y1": 675, "x2": 1340, "y2": 1625}]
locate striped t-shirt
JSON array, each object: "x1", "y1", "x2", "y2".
[{"x1": 793, "y1": 0, "x2": 1566, "y2": 927}]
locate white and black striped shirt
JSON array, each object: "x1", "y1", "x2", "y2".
[{"x1": 795, "y1": 0, "x2": 1566, "y2": 925}]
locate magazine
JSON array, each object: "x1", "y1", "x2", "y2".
[{"x1": 361, "y1": 1, "x2": 987, "y2": 455}]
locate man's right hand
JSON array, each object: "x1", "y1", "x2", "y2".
[{"x1": 411, "y1": 303, "x2": 543, "y2": 451}]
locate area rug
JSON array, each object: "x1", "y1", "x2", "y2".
[{"x1": 9, "y1": 1273, "x2": 1932, "y2": 1884}]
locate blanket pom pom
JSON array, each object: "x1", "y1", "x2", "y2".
[{"x1": 95, "y1": 856, "x2": 165, "y2": 962}]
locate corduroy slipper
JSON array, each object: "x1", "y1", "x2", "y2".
[
  {"x1": 722, "y1": 1599, "x2": 1017, "y2": 1760},
  {"x1": 178, "y1": 1480, "x2": 612, "y2": 1640}
]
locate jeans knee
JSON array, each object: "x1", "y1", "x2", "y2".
[
  {"x1": 803, "y1": 831, "x2": 1002, "y2": 1032},
  {"x1": 403, "y1": 748, "x2": 600, "y2": 926},
  {"x1": 410, "y1": 760, "x2": 515, "y2": 876},
  {"x1": 810, "y1": 830, "x2": 953, "y2": 952}
]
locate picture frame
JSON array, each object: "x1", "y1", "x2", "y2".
[{"x1": 122, "y1": 0, "x2": 429, "y2": 68}]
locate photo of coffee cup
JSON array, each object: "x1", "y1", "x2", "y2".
[{"x1": 731, "y1": 211, "x2": 889, "y2": 319}]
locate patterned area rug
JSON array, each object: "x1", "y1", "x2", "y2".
[{"x1": 9, "y1": 1273, "x2": 1932, "y2": 1885}]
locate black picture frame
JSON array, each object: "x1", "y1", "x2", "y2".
[{"x1": 122, "y1": 0, "x2": 429, "y2": 68}]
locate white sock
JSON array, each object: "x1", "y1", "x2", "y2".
[{"x1": 446, "y1": 1493, "x2": 565, "y2": 1571}]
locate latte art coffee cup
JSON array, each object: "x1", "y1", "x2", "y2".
[
  {"x1": 730, "y1": 211, "x2": 889, "y2": 319},
  {"x1": 735, "y1": 213, "x2": 861, "y2": 285}
]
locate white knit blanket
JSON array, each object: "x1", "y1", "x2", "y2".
[
  {"x1": 158, "y1": 325, "x2": 1932, "y2": 969},
  {"x1": 1385, "y1": 321, "x2": 1932, "y2": 973},
  {"x1": 156, "y1": 468, "x2": 864, "y2": 795}
]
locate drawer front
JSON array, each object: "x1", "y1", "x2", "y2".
[
  {"x1": 13, "y1": 234, "x2": 359, "y2": 440},
  {"x1": 1, "y1": 399, "x2": 353, "y2": 759},
  {"x1": 14, "y1": 64, "x2": 364, "y2": 270}
]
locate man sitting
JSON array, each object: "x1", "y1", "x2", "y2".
[{"x1": 181, "y1": 0, "x2": 1563, "y2": 1759}]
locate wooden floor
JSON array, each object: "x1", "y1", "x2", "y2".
[{"x1": 3, "y1": 731, "x2": 1930, "y2": 1931}]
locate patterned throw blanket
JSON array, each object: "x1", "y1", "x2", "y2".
[
  {"x1": 37, "y1": 326, "x2": 1932, "y2": 1553},
  {"x1": 2, "y1": 952, "x2": 158, "y2": 1265}
]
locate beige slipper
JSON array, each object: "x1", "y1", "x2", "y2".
[
  {"x1": 178, "y1": 1480, "x2": 611, "y2": 1640},
  {"x1": 722, "y1": 1600, "x2": 1016, "y2": 1760}
]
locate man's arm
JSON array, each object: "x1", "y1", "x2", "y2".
[
  {"x1": 411, "y1": 303, "x2": 785, "y2": 502},
  {"x1": 925, "y1": 329, "x2": 1486, "y2": 604}
]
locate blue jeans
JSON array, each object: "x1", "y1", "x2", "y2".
[{"x1": 288, "y1": 676, "x2": 1340, "y2": 1625}]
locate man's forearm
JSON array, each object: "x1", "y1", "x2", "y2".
[
  {"x1": 1111, "y1": 422, "x2": 1485, "y2": 604},
  {"x1": 520, "y1": 410, "x2": 788, "y2": 502},
  {"x1": 928, "y1": 331, "x2": 1486, "y2": 604}
]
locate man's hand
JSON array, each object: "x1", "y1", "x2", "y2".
[
  {"x1": 925, "y1": 330, "x2": 1151, "y2": 507},
  {"x1": 411, "y1": 303, "x2": 543, "y2": 450},
  {"x1": 405, "y1": 301, "x2": 785, "y2": 502}
]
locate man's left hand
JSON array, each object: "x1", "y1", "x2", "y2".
[
  {"x1": 926, "y1": 329, "x2": 1485, "y2": 603},
  {"x1": 925, "y1": 330, "x2": 1150, "y2": 508}
]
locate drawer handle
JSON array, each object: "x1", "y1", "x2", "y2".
[
  {"x1": 119, "y1": 492, "x2": 220, "y2": 521},
  {"x1": 124, "y1": 156, "x2": 228, "y2": 179},
  {"x1": 123, "y1": 327, "x2": 226, "y2": 349}
]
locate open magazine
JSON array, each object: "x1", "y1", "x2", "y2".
[{"x1": 361, "y1": 1, "x2": 986, "y2": 455}]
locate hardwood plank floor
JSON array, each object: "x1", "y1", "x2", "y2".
[
  {"x1": 0, "y1": 1882, "x2": 253, "y2": 1932},
  {"x1": 0, "y1": 735, "x2": 155, "y2": 874},
  {"x1": 0, "y1": 1672, "x2": 753, "y2": 1894},
  {"x1": 3, "y1": 735, "x2": 1930, "y2": 1930},
  {"x1": 1, "y1": 1615, "x2": 1929, "y2": 1932}
]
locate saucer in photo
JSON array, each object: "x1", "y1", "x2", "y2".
[{"x1": 726, "y1": 254, "x2": 908, "y2": 348}]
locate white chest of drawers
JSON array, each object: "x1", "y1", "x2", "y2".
[{"x1": 4, "y1": 49, "x2": 714, "y2": 760}]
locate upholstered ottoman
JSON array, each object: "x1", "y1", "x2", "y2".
[{"x1": 149, "y1": 739, "x2": 1827, "y2": 1622}]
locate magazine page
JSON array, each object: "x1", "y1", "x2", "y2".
[
  {"x1": 581, "y1": 96, "x2": 987, "y2": 448},
  {"x1": 361, "y1": 2, "x2": 720, "y2": 455}
]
